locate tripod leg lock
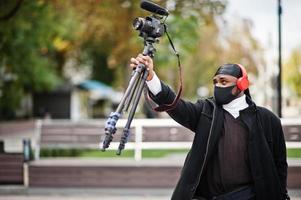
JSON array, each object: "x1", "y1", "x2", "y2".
[
  {"x1": 105, "y1": 112, "x2": 120, "y2": 130},
  {"x1": 101, "y1": 112, "x2": 121, "y2": 151},
  {"x1": 116, "y1": 128, "x2": 131, "y2": 155}
]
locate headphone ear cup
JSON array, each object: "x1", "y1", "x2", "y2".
[
  {"x1": 237, "y1": 77, "x2": 249, "y2": 91},
  {"x1": 236, "y1": 63, "x2": 249, "y2": 91}
]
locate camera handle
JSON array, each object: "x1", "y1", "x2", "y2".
[{"x1": 101, "y1": 37, "x2": 156, "y2": 154}]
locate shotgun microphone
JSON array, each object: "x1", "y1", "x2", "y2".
[{"x1": 140, "y1": 0, "x2": 169, "y2": 16}]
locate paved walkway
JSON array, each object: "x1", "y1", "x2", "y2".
[
  {"x1": 29, "y1": 156, "x2": 301, "y2": 167},
  {"x1": 0, "y1": 187, "x2": 171, "y2": 200},
  {"x1": 1, "y1": 158, "x2": 299, "y2": 200},
  {"x1": 0, "y1": 186, "x2": 301, "y2": 200}
]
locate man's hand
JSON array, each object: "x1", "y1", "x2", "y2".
[{"x1": 130, "y1": 54, "x2": 154, "y2": 81}]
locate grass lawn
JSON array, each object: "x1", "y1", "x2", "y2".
[
  {"x1": 81, "y1": 149, "x2": 189, "y2": 158},
  {"x1": 40, "y1": 148, "x2": 301, "y2": 158},
  {"x1": 40, "y1": 148, "x2": 189, "y2": 158},
  {"x1": 287, "y1": 148, "x2": 301, "y2": 158}
]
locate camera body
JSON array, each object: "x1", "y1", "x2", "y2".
[
  {"x1": 133, "y1": 0, "x2": 169, "y2": 39},
  {"x1": 133, "y1": 16, "x2": 165, "y2": 38}
]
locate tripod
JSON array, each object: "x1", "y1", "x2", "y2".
[{"x1": 101, "y1": 37, "x2": 157, "y2": 155}]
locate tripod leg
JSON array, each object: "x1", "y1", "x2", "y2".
[
  {"x1": 124, "y1": 71, "x2": 141, "y2": 112},
  {"x1": 115, "y1": 64, "x2": 144, "y2": 114},
  {"x1": 117, "y1": 68, "x2": 149, "y2": 155},
  {"x1": 101, "y1": 64, "x2": 145, "y2": 151}
]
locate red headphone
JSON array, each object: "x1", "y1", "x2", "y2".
[{"x1": 236, "y1": 64, "x2": 249, "y2": 91}]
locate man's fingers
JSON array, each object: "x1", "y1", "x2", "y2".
[
  {"x1": 130, "y1": 54, "x2": 152, "y2": 70},
  {"x1": 138, "y1": 54, "x2": 150, "y2": 61},
  {"x1": 130, "y1": 63, "x2": 136, "y2": 68},
  {"x1": 137, "y1": 57, "x2": 151, "y2": 65},
  {"x1": 131, "y1": 57, "x2": 148, "y2": 65},
  {"x1": 136, "y1": 57, "x2": 145, "y2": 63},
  {"x1": 130, "y1": 58, "x2": 139, "y2": 65}
]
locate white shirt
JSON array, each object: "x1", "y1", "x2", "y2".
[
  {"x1": 222, "y1": 94, "x2": 249, "y2": 118},
  {"x1": 146, "y1": 72, "x2": 162, "y2": 95},
  {"x1": 146, "y1": 73, "x2": 249, "y2": 118}
]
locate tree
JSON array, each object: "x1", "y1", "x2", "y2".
[
  {"x1": 0, "y1": 0, "x2": 268, "y2": 119},
  {"x1": 144, "y1": 0, "x2": 227, "y2": 97},
  {"x1": 155, "y1": 10, "x2": 265, "y2": 99},
  {"x1": 219, "y1": 18, "x2": 268, "y2": 105},
  {"x1": 284, "y1": 49, "x2": 301, "y2": 97},
  {"x1": 0, "y1": 0, "x2": 78, "y2": 119}
]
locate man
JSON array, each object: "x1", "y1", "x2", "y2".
[{"x1": 130, "y1": 54, "x2": 289, "y2": 200}]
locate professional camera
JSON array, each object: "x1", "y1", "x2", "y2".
[
  {"x1": 133, "y1": 16, "x2": 165, "y2": 38},
  {"x1": 132, "y1": 0, "x2": 169, "y2": 39}
]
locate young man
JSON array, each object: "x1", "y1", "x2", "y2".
[{"x1": 130, "y1": 54, "x2": 289, "y2": 200}]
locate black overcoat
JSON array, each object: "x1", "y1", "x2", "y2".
[{"x1": 150, "y1": 82, "x2": 288, "y2": 200}]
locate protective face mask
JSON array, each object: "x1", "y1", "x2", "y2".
[{"x1": 214, "y1": 85, "x2": 237, "y2": 105}]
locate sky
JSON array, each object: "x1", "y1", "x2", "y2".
[{"x1": 225, "y1": 0, "x2": 301, "y2": 60}]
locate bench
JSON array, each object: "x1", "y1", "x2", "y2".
[
  {"x1": 34, "y1": 119, "x2": 194, "y2": 161},
  {"x1": 0, "y1": 153, "x2": 24, "y2": 185},
  {"x1": 34, "y1": 119, "x2": 301, "y2": 161}
]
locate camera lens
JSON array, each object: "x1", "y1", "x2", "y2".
[{"x1": 133, "y1": 17, "x2": 144, "y2": 30}]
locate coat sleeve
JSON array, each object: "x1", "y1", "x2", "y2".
[
  {"x1": 148, "y1": 81, "x2": 204, "y2": 132},
  {"x1": 271, "y1": 116, "x2": 289, "y2": 199}
]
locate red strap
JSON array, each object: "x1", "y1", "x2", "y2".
[
  {"x1": 145, "y1": 52, "x2": 183, "y2": 112},
  {"x1": 145, "y1": 25, "x2": 183, "y2": 112},
  {"x1": 153, "y1": 62, "x2": 183, "y2": 112}
]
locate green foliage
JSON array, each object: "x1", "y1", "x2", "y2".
[
  {"x1": 40, "y1": 148, "x2": 82, "y2": 157},
  {"x1": 148, "y1": 1, "x2": 227, "y2": 98},
  {"x1": 0, "y1": 82, "x2": 23, "y2": 119},
  {"x1": 0, "y1": 0, "x2": 78, "y2": 119},
  {"x1": 284, "y1": 49, "x2": 301, "y2": 97},
  {"x1": 80, "y1": 42, "x2": 114, "y2": 86},
  {"x1": 0, "y1": 0, "x2": 268, "y2": 119}
]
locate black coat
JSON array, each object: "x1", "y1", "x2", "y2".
[{"x1": 150, "y1": 82, "x2": 288, "y2": 200}]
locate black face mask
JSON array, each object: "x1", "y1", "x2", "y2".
[{"x1": 214, "y1": 85, "x2": 237, "y2": 105}]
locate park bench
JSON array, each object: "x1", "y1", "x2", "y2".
[
  {"x1": 0, "y1": 143, "x2": 24, "y2": 185},
  {"x1": 33, "y1": 118, "x2": 301, "y2": 161},
  {"x1": 34, "y1": 119, "x2": 194, "y2": 161}
]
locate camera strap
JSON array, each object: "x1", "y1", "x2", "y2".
[{"x1": 145, "y1": 26, "x2": 183, "y2": 112}]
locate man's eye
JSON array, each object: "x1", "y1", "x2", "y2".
[{"x1": 222, "y1": 80, "x2": 227, "y2": 84}]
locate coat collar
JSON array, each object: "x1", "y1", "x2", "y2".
[{"x1": 241, "y1": 95, "x2": 257, "y2": 113}]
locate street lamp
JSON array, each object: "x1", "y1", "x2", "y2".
[{"x1": 277, "y1": 0, "x2": 282, "y2": 117}]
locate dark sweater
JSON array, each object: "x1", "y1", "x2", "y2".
[{"x1": 203, "y1": 111, "x2": 252, "y2": 197}]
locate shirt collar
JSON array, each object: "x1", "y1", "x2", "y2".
[{"x1": 222, "y1": 94, "x2": 249, "y2": 118}]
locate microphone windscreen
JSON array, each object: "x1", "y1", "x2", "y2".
[{"x1": 140, "y1": 0, "x2": 169, "y2": 16}]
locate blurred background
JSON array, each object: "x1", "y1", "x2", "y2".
[{"x1": 1, "y1": 0, "x2": 301, "y2": 199}]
